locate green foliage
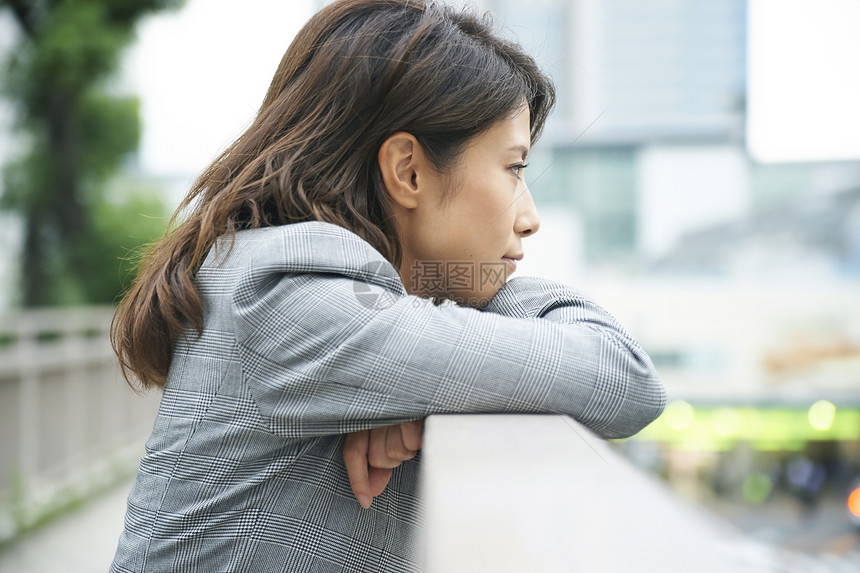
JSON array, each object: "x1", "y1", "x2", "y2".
[
  {"x1": 27, "y1": 2, "x2": 127, "y2": 96},
  {"x1": 0, "y1": 140, "x2": 53, "y2": 212},
  {"x1": 0, "y1": 0, "x2": 186, "y2": 306},
  {"x1": 40, "y1": 186, "x2": 169, "y2": 305},
  {"x1": 0, "y1": 92, "x2": 140, "y2": 210},
  {"x1": 78, "y1": 93, "x2": 141, "y2": 182},
  {"x1": 81, "y1": 186, "x2": 170, "y2": 304}
]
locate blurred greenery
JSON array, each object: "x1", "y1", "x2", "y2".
[
  {"x1": 0, "y1": 0, "x2": 185, "y2": 306},
  {"x1": 633, "y1": 400, "x2": 860, "y2": 451}
]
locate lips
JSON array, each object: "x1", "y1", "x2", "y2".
[{"x1": 502, "y1": 257, "x2": 518, "y2": 273}]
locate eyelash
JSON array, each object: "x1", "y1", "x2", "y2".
[{"x1": 511, "y1": 162, "x2": 529, "y2": 178}]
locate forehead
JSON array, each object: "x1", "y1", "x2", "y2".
[{"x1": 469, "y1": 107, "x2": 531, "y2": 155}]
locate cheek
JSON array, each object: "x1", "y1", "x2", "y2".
[
  {"x1": 481, "y1": 181, "x2": 518, "y2": 229},
  {"x1": 463, "y1": 175, "x2": 509, "y2": 216}
]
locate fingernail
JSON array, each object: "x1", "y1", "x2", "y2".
[{"x1": 358, "y1": 495, "x2": 372, "y2": 509}]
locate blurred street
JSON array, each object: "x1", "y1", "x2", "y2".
[
  {"x1": 0, "y1": 479, "x2": 131, "y2": 573},
  {"x1": 709, "y1": 495, "x2": 860, "y2": 558}
]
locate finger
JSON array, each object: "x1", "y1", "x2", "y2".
[
  {"x1": 399, "y1": 419, "x2": 425, "y2": 452},
  {"x1": 368, "y1": 466, "x2": 393, "y2": 499},
  {"x1": 343, "y1": 431, "x2": 373, "y2": 509},
  {"x1": 387, "y1": 424, "x2": 416, "y2": 461},
  {"x1": 368, "y1": 426, "x2": 400, "y2": 469}
]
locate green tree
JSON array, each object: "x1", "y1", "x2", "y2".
[{"x1": 0, "y1": 0, "x2": 185, "y2": 306}]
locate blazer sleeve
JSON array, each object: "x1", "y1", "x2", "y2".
[{"x1": 232, "y1": 271, "x2": 666, "y2": 440}]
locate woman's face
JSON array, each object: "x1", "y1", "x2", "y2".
[{"x1": 396, "y1": 106, "x2": 540, "y2": 307}]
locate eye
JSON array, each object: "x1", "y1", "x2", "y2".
[{"x1": 510, "y1": 162, "x2": 529, "y2": 178}]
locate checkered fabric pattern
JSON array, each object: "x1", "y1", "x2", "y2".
[{"x1": 110, "y1": 221, "x2": 666, "y2": 572}]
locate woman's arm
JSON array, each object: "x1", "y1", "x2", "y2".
[{"x1": 232, "y1": 270, "x2": 665, "y2": 440}]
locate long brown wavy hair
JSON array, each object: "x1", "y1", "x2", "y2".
[{"x1": 112, "y1": 0, "x2": 556, "y2": 390}]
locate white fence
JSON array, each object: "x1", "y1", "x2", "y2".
[{"x1": 0, "y1": 306, "x2": 160, "y2": 542}]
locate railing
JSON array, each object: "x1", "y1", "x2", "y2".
[
  {"x1": 0, "y1": 306, "x2": 161, "y2": 543},
  {"x1": 419, "y1": 414, "x2": 797, "y2": 572}
]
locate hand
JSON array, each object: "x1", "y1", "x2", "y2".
[{"x1": 343, "y1": 419, "x2": 425, "y2": 509}]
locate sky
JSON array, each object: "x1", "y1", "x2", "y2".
[
  {"x1": 124, "y1": 0, "x2": 314, "y2": 179},
  {"x1": 747, "y1": 0, "x2": 860, "y2": 162}
]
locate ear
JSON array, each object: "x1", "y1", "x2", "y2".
[{"x1": 378, "y1": 132, "x2": 422, "y2": 210}]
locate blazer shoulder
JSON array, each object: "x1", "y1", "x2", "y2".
[{"x1": 202, "y1": 221, "x2": 406, "y2": 294}]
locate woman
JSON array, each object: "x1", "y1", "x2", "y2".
[{"x1": 110, "y1": 0, "x2": 666, "y2": 571}]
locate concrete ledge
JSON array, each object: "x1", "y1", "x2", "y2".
[{"x1": 419, "y1": 414, "x2": 784, "y2": 572}]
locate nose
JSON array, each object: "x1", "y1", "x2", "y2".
[{"x1": 514, "y1": 182, "x2": 540, "y2": 237}]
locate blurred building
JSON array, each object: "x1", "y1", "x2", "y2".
[
  {"x1": 653, "y1": 186, "x2": 860, "y2": 279},
  {"x1": 578, "y1": 274, "x2": 860, "y2": 406},
  {"x1": 478, "y1": 0, "x2": 860, "y2": 275}
]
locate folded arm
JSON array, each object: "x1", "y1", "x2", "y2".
[{"x1": 233, "y1": 271, "x2": 665, "y2": 440}]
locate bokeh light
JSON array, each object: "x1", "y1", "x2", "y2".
[
  {"x1": 849, "y1": 487, "x2": 860, "y2": 518},
  {"x1": 808, "y1": 400, "x2": 836, "y2": 431},
  {"x1": 710, "y1": 407, "x2": 742, "y2": 438},
  {"x1": 743, "y1": 472, "x2": 773, "y2": 504}
]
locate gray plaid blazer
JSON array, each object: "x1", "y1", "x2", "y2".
[{"x1": 111, "y1": 221, "x2": 666, "y2": 572}]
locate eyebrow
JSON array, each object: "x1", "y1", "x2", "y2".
[{"x1": 508, "y1": 145, "x2": 530, "y2": 160}]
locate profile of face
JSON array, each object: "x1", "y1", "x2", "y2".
[{"x1": 379, "y1": 106, "x2": 540, "y2": 307}]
